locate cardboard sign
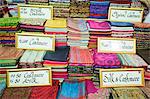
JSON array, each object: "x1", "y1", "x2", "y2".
[
  {"x1": 100, "y1": 68, "x2": 144, "y2": 88},
  {"x1": 18, "y1": 4, "x2": 53, "y2": 19},
  {"x1": 98, "y1": 37, "x2": 136, "y2": 53},
  {"x1": 108, "y1": 7, "x2": 144, "y2": 22},
  {"x1": 16, "y1": 33, "x2": 55, "y2": 51},
  {"x1": 7, "y1": 68, "x2": 52, "y2": 87}
]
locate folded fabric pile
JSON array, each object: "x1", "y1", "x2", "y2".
[
  {"x1": 49, "y1": 0, "x2": 70, "y2": 18},
  {"x1": 1, "y1": 80, "x2": 59, "y2": 99},
  {"x1": 27, "y1": 0, "x2": 49, "y2": 5},
  {"x1": 97, "y1": 0, "x2": 131, "y2": 4},
  {"x1": 0, "y1": 17, "x2": 20, "y2": 46},
  {"x1": 29, "y1": 80, "x2": 60, "y2": 99},
  {"x1": 0, "y1": 80, "x2": 6, "y2": 97},
  {"x1": 130, "y1": 0, "x2": 142, "y2": 8},
  {"x1": 43, "y1": 46, "x2": 70, "y2": 81},
  {"x1": 133, "y1": 22, "x2": 150, "y2": 49},
  {"x1": 110, "y1": 22, "x2": 134, "y2": 38},
  {"x1": 92, "y1": 49, "x2": 121, "y2": 83},
  {"x1": 45, "y1": 19, "x2": 68, "y2": 47},
  {"x1": 67, "y1": 18, "x2": 90, "y2": 48},
  {"x1": 19, "y1": 50, "x2": 46, "y2": 68},
  {"x1": 110, "y1": 2, "x2": 130, "y2": 7},
  {"x1": 117, "y1": 54, "x2": 148, "y2": 68},
  {"x1": 19, "y1": 18, "x2": 46, "y2": 32},
  {"x1": 89, "y1": 1, "x2": 110, "y2": 19},
  {"x1": 0, "y1": 69, "x2": 6, "y2": 82},
  {"x1": 145, "y1": 71, "x2": 150, "y2": 80},
  {"x1": 0, "y1": 47, "x2": 24, "y2": 68},
  {"x1": 111, "y1": 87, "x2": 147, "y2": 99},
  {"x1": 140, "y1": 81, "x2": 150, "y2": 99},
  {"x1": 69, "y1": 0, "x2": 90, "y2": 18},
  {"x1": 57, "y1": 79, "x2": 86, "y2": 99},
  {"x1": 87, "y1": 20, "x2": 111, "y2": 48},
  {"x1": 7, "y1": 0, "x2": 25, "y2": 3},
  {"x1": 68, "y1": 47, "x2": 94, "y2": 79},
  {"x1": 86, "y1": 80, "x2": 110, "y2": 99}
]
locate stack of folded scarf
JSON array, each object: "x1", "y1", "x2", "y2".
[
  {"x1": 19, "y1": 18, "x2": 46, "y2": 32},
  {"x1": 0, "y1": 47, "x2": 24, "y2": 68},
  {"x1": 86, "y1": 80, "x2": 110, "y2": 99},
  {"x1": 144, "y1": 71, "x2": 150, "y2": 80},
  {"x1": 43, "y1": 46, "x2": 70, "y2": 81},
  {"x1": 57, "y1": 79, "x2": 87, "y2": 99},
  {"x1": 140, "y1": 81, "x2": 150, "y2": 99},
  {"x1": 7, "y1": 0, "x2": 25, "y2": 3},
  {"x1": 110, "y1": 22, "x2": 134, "y2": 38},
  {"x1": 133, "y1": 22, "x2": 150, "y2": 49},
  {"x1": 92, "y1": 49, "x2": 121, "y2": 83},
  {"x1": 0, "y1": 69, "x2": 6, "y2": 82},
  {"x1": 0, "y1": 17, "x2": 20, "y2": 46},
  {"x1": 111, "y1": 87, "x2": 147, "y2": 99},
  {"x1": 117, "y1": 54, "x2": 148, "y2": 68},
  {"x1": 49, "y1": 0, "x2": 70, "y2": 18},
  {"x1": 27, "y1": 0, "x2": 49, "y2": 5},
  {"x1": 0, "y1": 80, "x2": 6, "y2": 98},
  {"x1": 19, "y1": 50, "x2": 46, "y2": 68},
  {"x1": 110, "y1": 2, "x2": 130, "y2": 7},
  {"x1": 89, "y1": 1, "x2": 110, "y2": 19},
  {"x1": 29, "y1": 80, "x2": 60, "y2": 99},
  {"x1": 87, "y1": 20, "x2": 111, "y2": 48},
  {"x1": 45, "y1": 19, "x2": 68, "y2": 47},
  {"x1": 1, "y1": 80, "x2": 59, "y2": 99},
  {"x1": 69, "y1": 0, "x2": 90, "y2": 18},
  {"x1": 68, "y1": 47, "x2": 94, "y2": 79},
  {"x1": 97, "y1": 0, "x2": 131, "y2": 4},
  {"x1": 130, "y1": 0, "x2": 142, "y2": 8},
  {"x1": 67, "y1": 18, "x2": 90, "y2": 48}
]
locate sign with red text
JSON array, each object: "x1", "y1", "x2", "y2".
[
  {"x1": 7, "y1": 68, "x2": 52, "y2": 87},
  {"x1": 108, "y1": 7, "x2": 144, "y2": 22},
  {"x1": 99, "y1": 68, "x2": 144, "y2": 88},
  {"x1": 98, "y1": 37, "x2": 136, "y2": 54},
  {"x1": 16, "y1": 33, "x2": 55, "y2": 51},
  {"x1": 18, "y1": 4, "x2": 53, "y2": 19}
]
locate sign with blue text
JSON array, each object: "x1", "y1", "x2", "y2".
[
  {"x1": 100, "y1": 68, "x2": 144, "y2": 88},
  {"x1": 98, "y1": 37, "x2": 136, "y2": 53},
  {"x1": 108, "y1": 7, "x2": 144, "y2": 22},
  {"x1": 18, "y1": 4, "x2": 53, "y2": 19},
  {"x1": 7, "y1": 68, "x2": 52, "y2": 87},
  {"x1": 16, "y1": 33, "x2": 55, "y2": 51}
]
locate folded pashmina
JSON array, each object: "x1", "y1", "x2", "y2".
[
  {"x1": 87, "y1": 20, "x2": 111, "y2": 30},
  {"x1": 111, "y1": 87, "x2": 147, "y2": 99},
  {"x1": 0, "y1": 17, "x2": 20, "y2": 27},
  {"x1": 0, "y1": 47, "x2": 24, "y2": 60},
  {"x1": 2, "y1": 87, "x2": 32, "y2": 99},
  {"x1": 20, "y1": 18, "x2": 46, "y2": 26},
  {"x1": 28, "y1": 0, "x2": 48, "y2": 3},
  {"x1": 19, "y1": 50, "x2": 46, "y2": 68},
  {"x1": 29, "y1": 80, "x2": 59, "y2": 99},
  {"x1": 45, "y1": 19, "x2": 67, "y2": 28},
  {"x1": 67, "y1": 18, "x2": 88, "y2": 32},
  {"x1": 69, "y1": 47, "x2": 94, "y2": 66},
  {"x1": 43, "y1": 46, "x2": 70, "y2": 62},
  {"x1": 49, "y1": 0, "x2": 70, "y2": 2},
  {"x1": 110, "y1": 3, "x2": 130, "y2": 7},
  {"x1": 57, "y1": 79, "x2": 86, "y2": 99},
  {"x1": 49, "y1": 2, "x2": 70, "y2": 7},
  {"x1": 134, "y1": 22, "x2": 150, "y2": 28},
  {"x1": 117, "y1": 54, "x2": 148, "y2": 67},
  {"x1": 92, "y1": 49, "x2": 121, "y2": 66},
  {"x1": 0, "y1": 80, "x2": 6, "y2": 97},
  {"x1": 110, "y1": 22, "x2": 133, "y2": 27}
]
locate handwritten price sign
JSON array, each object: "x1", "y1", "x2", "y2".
[
  {"x1": 16, "y1": 33, "x2": 55, "y2": 51},
  {"x1": 98, "y1": 37, "x2": 136, "y2": 53},
  {"x1": 100, "y1": 68, "x2": 145, "y2": 88},
  {"x1": 108, "y1": 7, "x2": 144, "y2": 22},
  {"x1": 18, "y1": 4, "x2": 53, "y2": 19},
  {"x1": 7, "y1": 68, "x2": 52, "y2": 87}
]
